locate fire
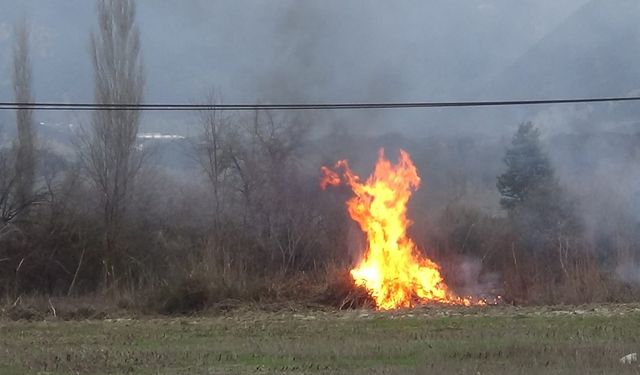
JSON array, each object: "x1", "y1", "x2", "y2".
[{"x1": 321, "y1": 149, "x2": 471, "y2": 309}]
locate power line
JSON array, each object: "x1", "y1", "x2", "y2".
[{"x1": 0, "y1": 96, "x2": 639, "y2": 111}]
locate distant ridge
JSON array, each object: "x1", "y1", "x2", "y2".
[{"x1": 485, "y1": 0, "x2": 640, "y2": 99}]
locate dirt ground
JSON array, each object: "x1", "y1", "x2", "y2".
[{"x1": 1, "y1": 303, "x2": 640, "y2": 374}]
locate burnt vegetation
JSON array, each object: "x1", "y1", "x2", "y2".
[{"x1": 1, "y1": 0, "x2": 640, "y2": 316}]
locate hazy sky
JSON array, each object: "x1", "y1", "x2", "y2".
[
  {"x1": 1, "y1": 0, "x2": 639, "y2": 240},
  {"x1": 1, "y1": 0, "x2": 639, "y2": 135},
  {"x1": 0, "y1": 1, "x2": 589, "y2": 101}
]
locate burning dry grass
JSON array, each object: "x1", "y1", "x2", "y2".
[
  {"x1": 1, "y1": 304, "x2": 640, "y2": 374},
  {"x1": 318, "y1": 269, "x2": 375, "y2": 309},
  {"x1": 322, "y1": 149, "x2": 482, "y2": 309}
]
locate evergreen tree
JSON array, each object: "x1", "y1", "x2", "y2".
[
  {"x1": 497, "y1": 122, "x2": 580, "y2": 250},
  {"x1": 497, "y1": 122, "x2": 554, "y2": 210}
]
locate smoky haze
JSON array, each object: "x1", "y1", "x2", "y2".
[
  {"x1": 1, "y1": 0, "x2": 640, "y2": 225},
  {"x1": 1, "y1": 0, "x2": 639, "y2": 202},
  {"x1": 1, "y1": 0, "x2": 611, "y2": 131},
  {"x1": 0, "y1": 0, "x2": 639, "y2": 314},
  {"x1": 2, "y1": 0, "x2": 640, "y2": 137}
]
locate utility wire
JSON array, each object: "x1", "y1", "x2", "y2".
[{"x1": 0, "y1": 96, "x2": 639, "y2": 111}]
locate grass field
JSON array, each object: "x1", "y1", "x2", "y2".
[{"x1": 1, "y1": 304, "x2": 640, "y2": 374}]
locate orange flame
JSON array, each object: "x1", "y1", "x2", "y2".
[{"x1": 322, "y1": 149, "x2": 471, "y2": 309}]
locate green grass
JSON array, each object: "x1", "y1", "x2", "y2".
[{"x1": 1, "y1": 305, "x2": 640, "y2": 374}]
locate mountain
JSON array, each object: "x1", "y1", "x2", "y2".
[{"x1": 484, "y1": 0, "x2": 640, "y2": 99}]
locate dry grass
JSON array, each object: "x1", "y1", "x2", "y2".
[
  {"x1": 1, "y1": 304, "x2": 640, "y2": 374},
  {"x1": 317, "y1": 269, "x2": 375, "y2": 309}
]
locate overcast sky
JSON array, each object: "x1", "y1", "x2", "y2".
[{"x1": 1, "y1": 0, "x2": 639, "y2": 135}]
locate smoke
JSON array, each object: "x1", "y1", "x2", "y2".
[
  {"x1": 532, "y1": 105, "x2": 595, "y2": 136},
  {"x1": 0, "y1": 0, "x2": 597, "y2": 130},
  {"x1": 0, "y1": 21, "x2": 9, "y2": 42},
  {"x1": 455, "y1": 256, "x2": 502, "y2": 299},
  {"x1": 2, "y1": 0, "x2": 640, "y2": 255},
  {"x1": 616, "y1": 264, "x2": 640, "y2": 285}
]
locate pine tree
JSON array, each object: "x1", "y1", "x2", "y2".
[
  {"x1": 497, "y1": 122, "x2": 554, "y2": 210},
  {"x1": 497, "y1": 122, "x2": 580, "y2": 250}
]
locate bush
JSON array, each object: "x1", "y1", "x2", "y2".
[{"x1": 146, "y1": 276, "x2": 214, "y2": 315}]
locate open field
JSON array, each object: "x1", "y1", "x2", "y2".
[{"x1": 1, "y1": 304, "x2": 640, "y2": 374}]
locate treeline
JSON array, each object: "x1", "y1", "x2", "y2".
[
  {"x1": 431, "y1": 122, "x2": 640, "y2": 305},
  {"x1": 1, "y1": 0, "x2": 639, "y2": 313},
  {"x1": 1, "y1": 1, "x2": 334, "y2": 309}
]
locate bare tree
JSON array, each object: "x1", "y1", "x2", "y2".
[
  {"x1": 191, "y1": 91, "x2": 233, "y2": 232},
  {"x1": 81, "y1": 0, "x2": 144, "y2": 284},
  {"x1": 12, "y1": 18, "x2": 36, "y2": 212},
  {"x1": 0, "y1": 19, "x2": 36, "y2": 235},
  {"x1": 227, "y1": 110, "x2": 321, "y2": 273},
  {"x1": 0, "y1": 148, "x2": 19, "y2": 235}
]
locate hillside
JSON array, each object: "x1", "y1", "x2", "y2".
[{"x1": 485, "y1": 0, "x2": 640, "y2": 99}]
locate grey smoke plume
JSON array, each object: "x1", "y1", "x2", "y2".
[{"x1": 1, "y1": 0, "x2": 640, "y2": 247}]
